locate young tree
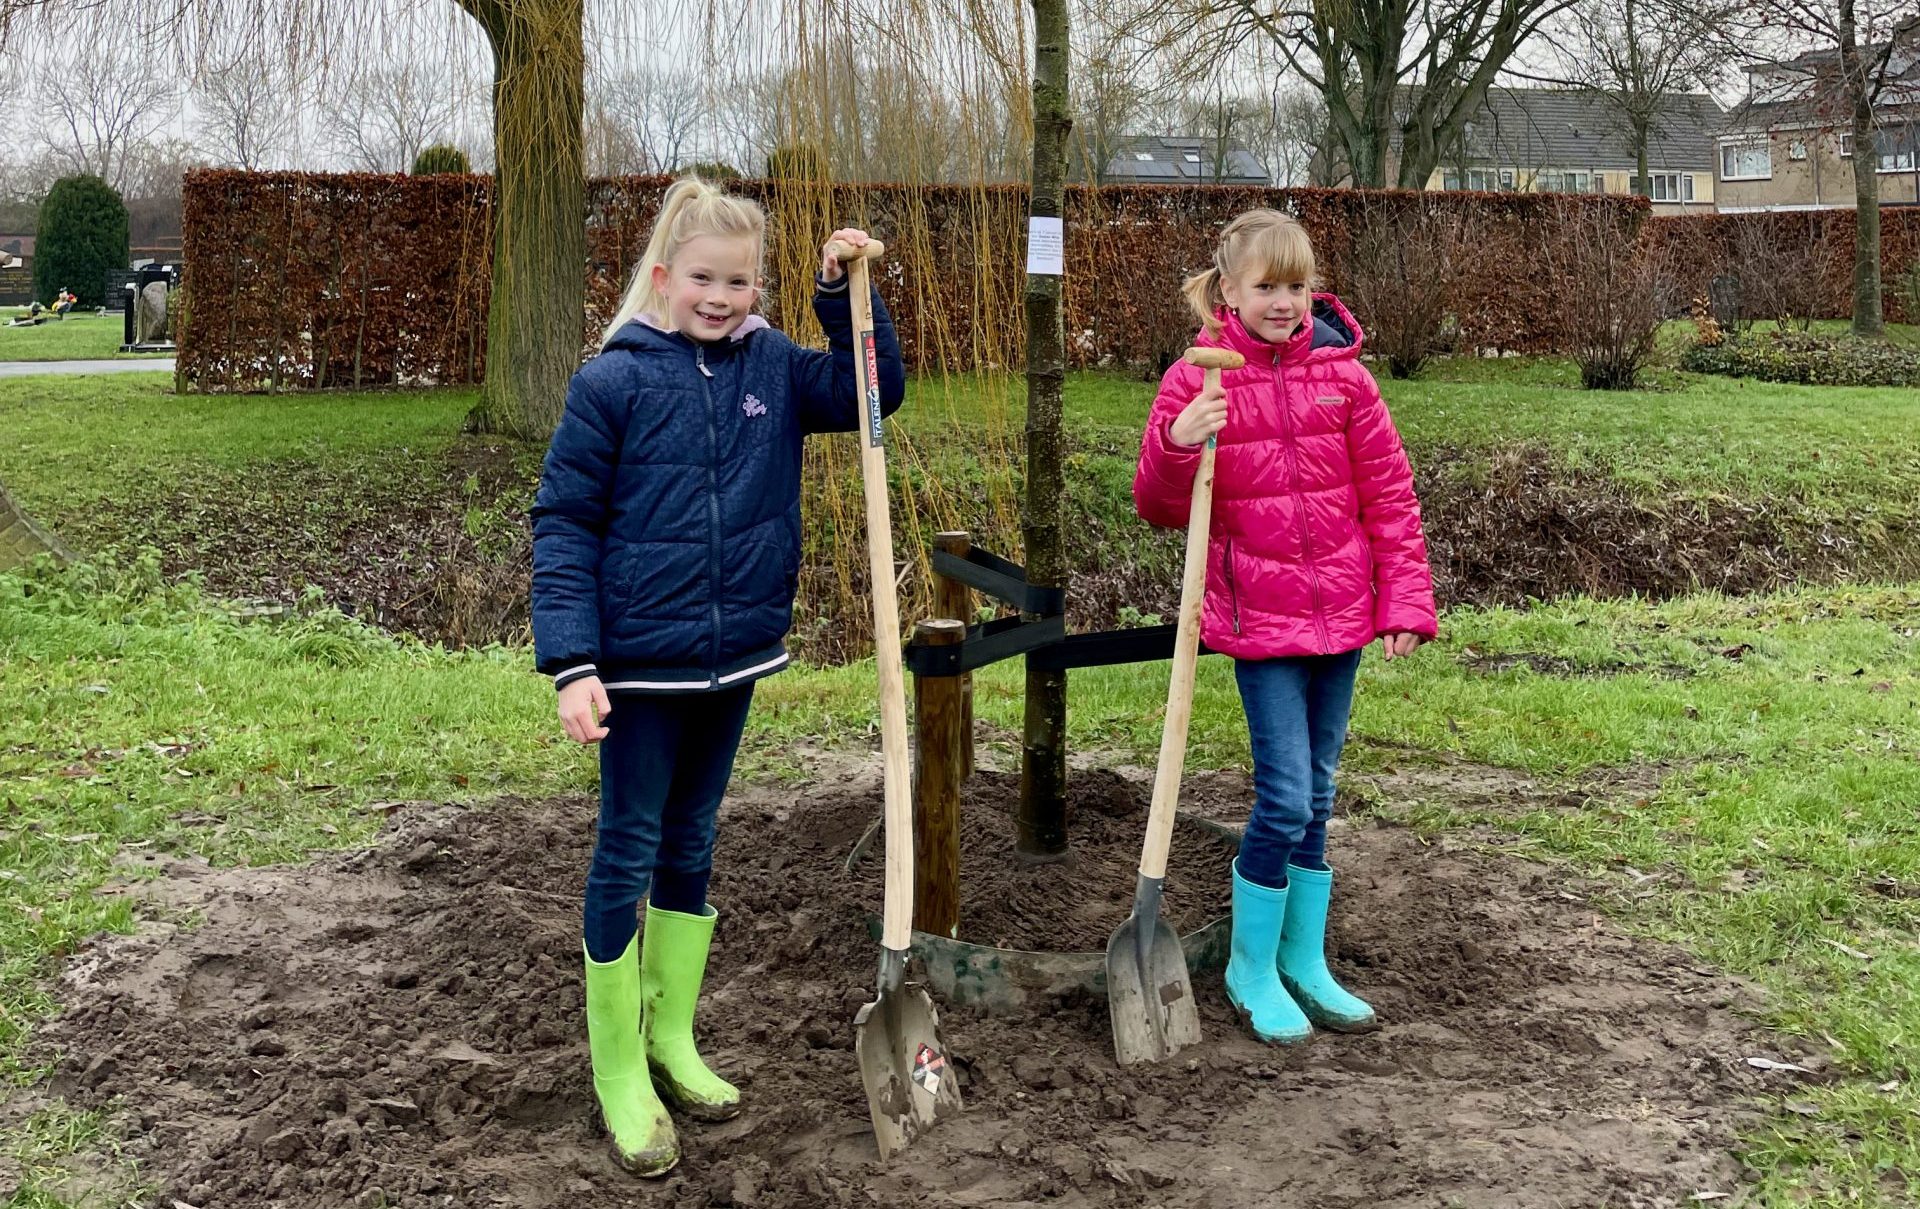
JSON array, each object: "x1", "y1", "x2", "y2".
[
  {"x1": 1736, "y1": 6, "x2": 1917, "y2": 337},
  {"x1": 1022, "y1": 0, "x2": 1072, "y2": 859},
  {"x1": 1541, "y1": 0, "x2": 1737, "y2": 197},
  {"x1": 1121, "y1": 0, "x2": 1574, "y2": 187}
]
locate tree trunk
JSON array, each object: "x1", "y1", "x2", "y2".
[
  {"x1": 1352, "y1": 85, "x2": 1390, "y2": 187},
  {"x1": 1626, "y1": 0, "x2": 1649, "y2": 197},
  {"x1": 1838, "y1": 0, "x2": 1884, "y2": 339},
  {"x1": 1018, "y1": 0, "x2": 1071, "y2": 863},
  {"x1": 1634, "y1": 116, "x2": 1650, "y2": 199},
  {"x1": 0, "y1": 477, "x2": 71, "y2": 572},
  {"x1": 455, "y1": 0, "x2": 587, "y2": 439}
]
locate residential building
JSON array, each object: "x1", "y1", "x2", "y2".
[
  {"x1": 1095, "y1": 136, "x2": 1271, "y2": 186},
  {"x1": 1388, "y1": 86, "x2": 1723, "y2": 212},
  {"x1": 1715, "y1": 31, "x2": 1920, "y2": 212}
]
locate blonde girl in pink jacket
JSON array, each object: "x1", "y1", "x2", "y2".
[{"x1": 1134, "y1": 208, "x2": 1438, "y2": 1044}]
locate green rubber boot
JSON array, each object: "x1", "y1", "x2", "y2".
[
  {"x1": 640, "y1": 904, "x2": 742, "y2": 1122},
  {"x1": 584, "y1": 935, "x2": 679, "y2": 1176}
]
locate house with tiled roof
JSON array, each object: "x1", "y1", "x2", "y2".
[
  {"x1": 1388, "y1": 86, "x2": 1724, "y2": 211},
  {"x1": 1097, "y1": 136, "x2": 1271, "y2": 186},
  {"x1": 1714, "y1": 29, "x2": 1920, "y2": 212}
]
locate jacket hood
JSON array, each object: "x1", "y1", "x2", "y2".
[
  {"x1": 603, "y1": 312, "x2": 771, "y2": 356},
  {"x1": 1200, "y1": 294, "x2": 1366, "y2": 368}
]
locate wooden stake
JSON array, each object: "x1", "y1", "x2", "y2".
[
  {"x1": 911, "y1": 618, "x2": 966, "y2": 939},
  {"x1": 932, "y1": 531, "x2": 975, "y2": 780}
]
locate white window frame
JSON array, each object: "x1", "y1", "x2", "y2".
[
  {"x1": 1132, "y1": 151, "x2": 1154, "y2": 162},
  {"x1": 1183, "y1": 153, "x2": 1201, "y2": 163},
  {"x1": 1536, "y1": 169, "x2": 1598, "y2": 194},
  {"x1": 1646, "y1": 172, "x2": 1695, "y2": 203},
  {"x1": 1719, "y1": 140, "x2": 1773, "y2": 181},
  {"x1": 1876, "y1": 126, "x2": 1916, "y2": 173},
  {"x1": 1839, "y1": 130, "x2": 1917, "y2": 173}
]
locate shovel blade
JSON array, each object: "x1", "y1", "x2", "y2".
[
  {"x1": 1105, "y1": 910, "x2": 1202, "y2": 1066},
  {"x1": 854, "y1": 982, "x2": 963, "y2": 1160}
]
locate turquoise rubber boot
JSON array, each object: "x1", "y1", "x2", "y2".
[
  {"x1": 1275, "y1": 864, "x2": 1378, "y2": 1033},
  {"x1": 1223, "y1": 860, "x2": 1313, "y2": 1044}
]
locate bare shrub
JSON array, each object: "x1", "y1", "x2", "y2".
[
  {"x1": 1732, "y1": 214, "x2": 1842, "y2": 331},
  {"x1": 1342, "y1": 196, "x2": 1467, "y2": 379},
  {"x1": 1544, "y1": 205, "x2": 1676, "y2": 391}
]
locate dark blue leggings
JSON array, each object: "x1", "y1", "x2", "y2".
[
  {"x1": 583, "y1": 685, "x2": 754, "y2": 962},
  {"x1": 1233, "y1": 649, "x2": 1362, "y2": 889}
]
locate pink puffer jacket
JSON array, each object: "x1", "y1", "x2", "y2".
[{"x1": 1133, "y1": 296, "x2": 1437, "y2": 660}]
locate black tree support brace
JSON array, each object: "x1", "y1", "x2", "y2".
[
  {"x1": 908, "y1": 543, "x2": 1220, "y2": 679},
  {"x1": 930, "y1": 547, "x2": 1067, "y2": 617}
]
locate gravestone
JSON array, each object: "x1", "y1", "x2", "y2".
[
  {"x1": 120, "y1": 263, "x2": 179, "y2": 352},
  {"x1": 0, "y1": 480, "x2": 71, "y2": 572},
  {"x1": 1708, "y1": 274, "x2": 1742, "y2": 332},
  {"x1": 135, "y1": 281, "x2": 168, "y2": 344}
]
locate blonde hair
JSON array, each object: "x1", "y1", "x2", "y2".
[
  {"x1": 1182, "y1": 209, "x2": 1318, "y2": 336},
  {"x1": 601, "y1": 176, "x2": 767, "y2": 348}
]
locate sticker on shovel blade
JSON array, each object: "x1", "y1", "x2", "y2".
[{"x1": 911, "y1": 1044, "x2": 947, "y2": 1094}]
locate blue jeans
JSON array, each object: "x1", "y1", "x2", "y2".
[
  {"x1": 1234, "y1": 649, "x2": 1363, "y2": 889},
  {"x1": 583, "y1": 686, "x2": 754, "y2": 962}
]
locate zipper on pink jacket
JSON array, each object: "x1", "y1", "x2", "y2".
[
  {"x1": 1277, "y1": 359, "x2": 1330, "y2": 649},
  {"x1": 1223, "y1": 537, "x2": 1242, "y2": 634}
]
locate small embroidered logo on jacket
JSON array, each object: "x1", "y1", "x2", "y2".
[{"x1": 743, "y1": 393, "x2": 768, "y2": 418}]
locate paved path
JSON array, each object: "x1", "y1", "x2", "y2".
[{"x1": 0, "y1": 359, "x2": 175, "y2": 378}]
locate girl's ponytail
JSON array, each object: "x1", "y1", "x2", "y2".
[
  {"x1": 1182, "y1": 264, "x2": 1227, "y2": 336},
  {"x1": 600, "y1": 177, "x2": 766, "y2": 349}
]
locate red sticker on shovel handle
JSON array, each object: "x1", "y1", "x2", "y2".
[{"x1": 912, "y1": 1043, "x2": 947, "y2": 1095}]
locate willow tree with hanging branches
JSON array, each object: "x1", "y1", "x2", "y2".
[
  {"x1": 452, "y1": 0, "x2": 584, "y2": 436},
  {"x1": 1, "y1": 0, "x2": 583, "y2": 439}
]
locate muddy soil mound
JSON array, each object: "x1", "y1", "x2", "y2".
[
  {"x1": 38, "y1": 768, "x2": 1806, "y2": 1208},
  {"x1": 842, "y1": 769, "x2": 1236, "y2": 952}
]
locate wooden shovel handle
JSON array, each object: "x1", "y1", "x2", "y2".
[
  {"x1": 1139, "y1": 367, "x2": 1224, "y2": 880},
  {"x1": 826, "y1": 238, "x2": 887, "y2": 264},
  {"x1": 846, "y1": 247, "x2": 913, "y2": 952}
]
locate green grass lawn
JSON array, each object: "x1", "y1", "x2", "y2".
[
  {"x1": 1657, "y1": 317, "x2": 1920, "y2": 355},
  {"x1": 4, "y1": 355, "x2": 1920, "y2": 1203},
  {"x1": 3, "y1": 561, "x2": 1918, "y2": 1205},
  {"x1": 5, "y1": 360, "x2": 1917, "y2": 540},
  {"x1": 1059, "y1": 360, "x2": 1920, "y2": 512},
  {"x1": 0, "y1": 374, "x2": 471, "y2": 522},
  {"x1": 0, "y1": 314, "x2": 173, "y2": 363}
]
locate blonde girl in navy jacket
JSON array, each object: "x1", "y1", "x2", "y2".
[{"x1": 531, "y1": 177, "x2": 904, "y2": 1177}]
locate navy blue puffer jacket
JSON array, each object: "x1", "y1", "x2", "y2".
[{"x1": 531, "y1": 279, "x2": 905, "y2": 693}]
